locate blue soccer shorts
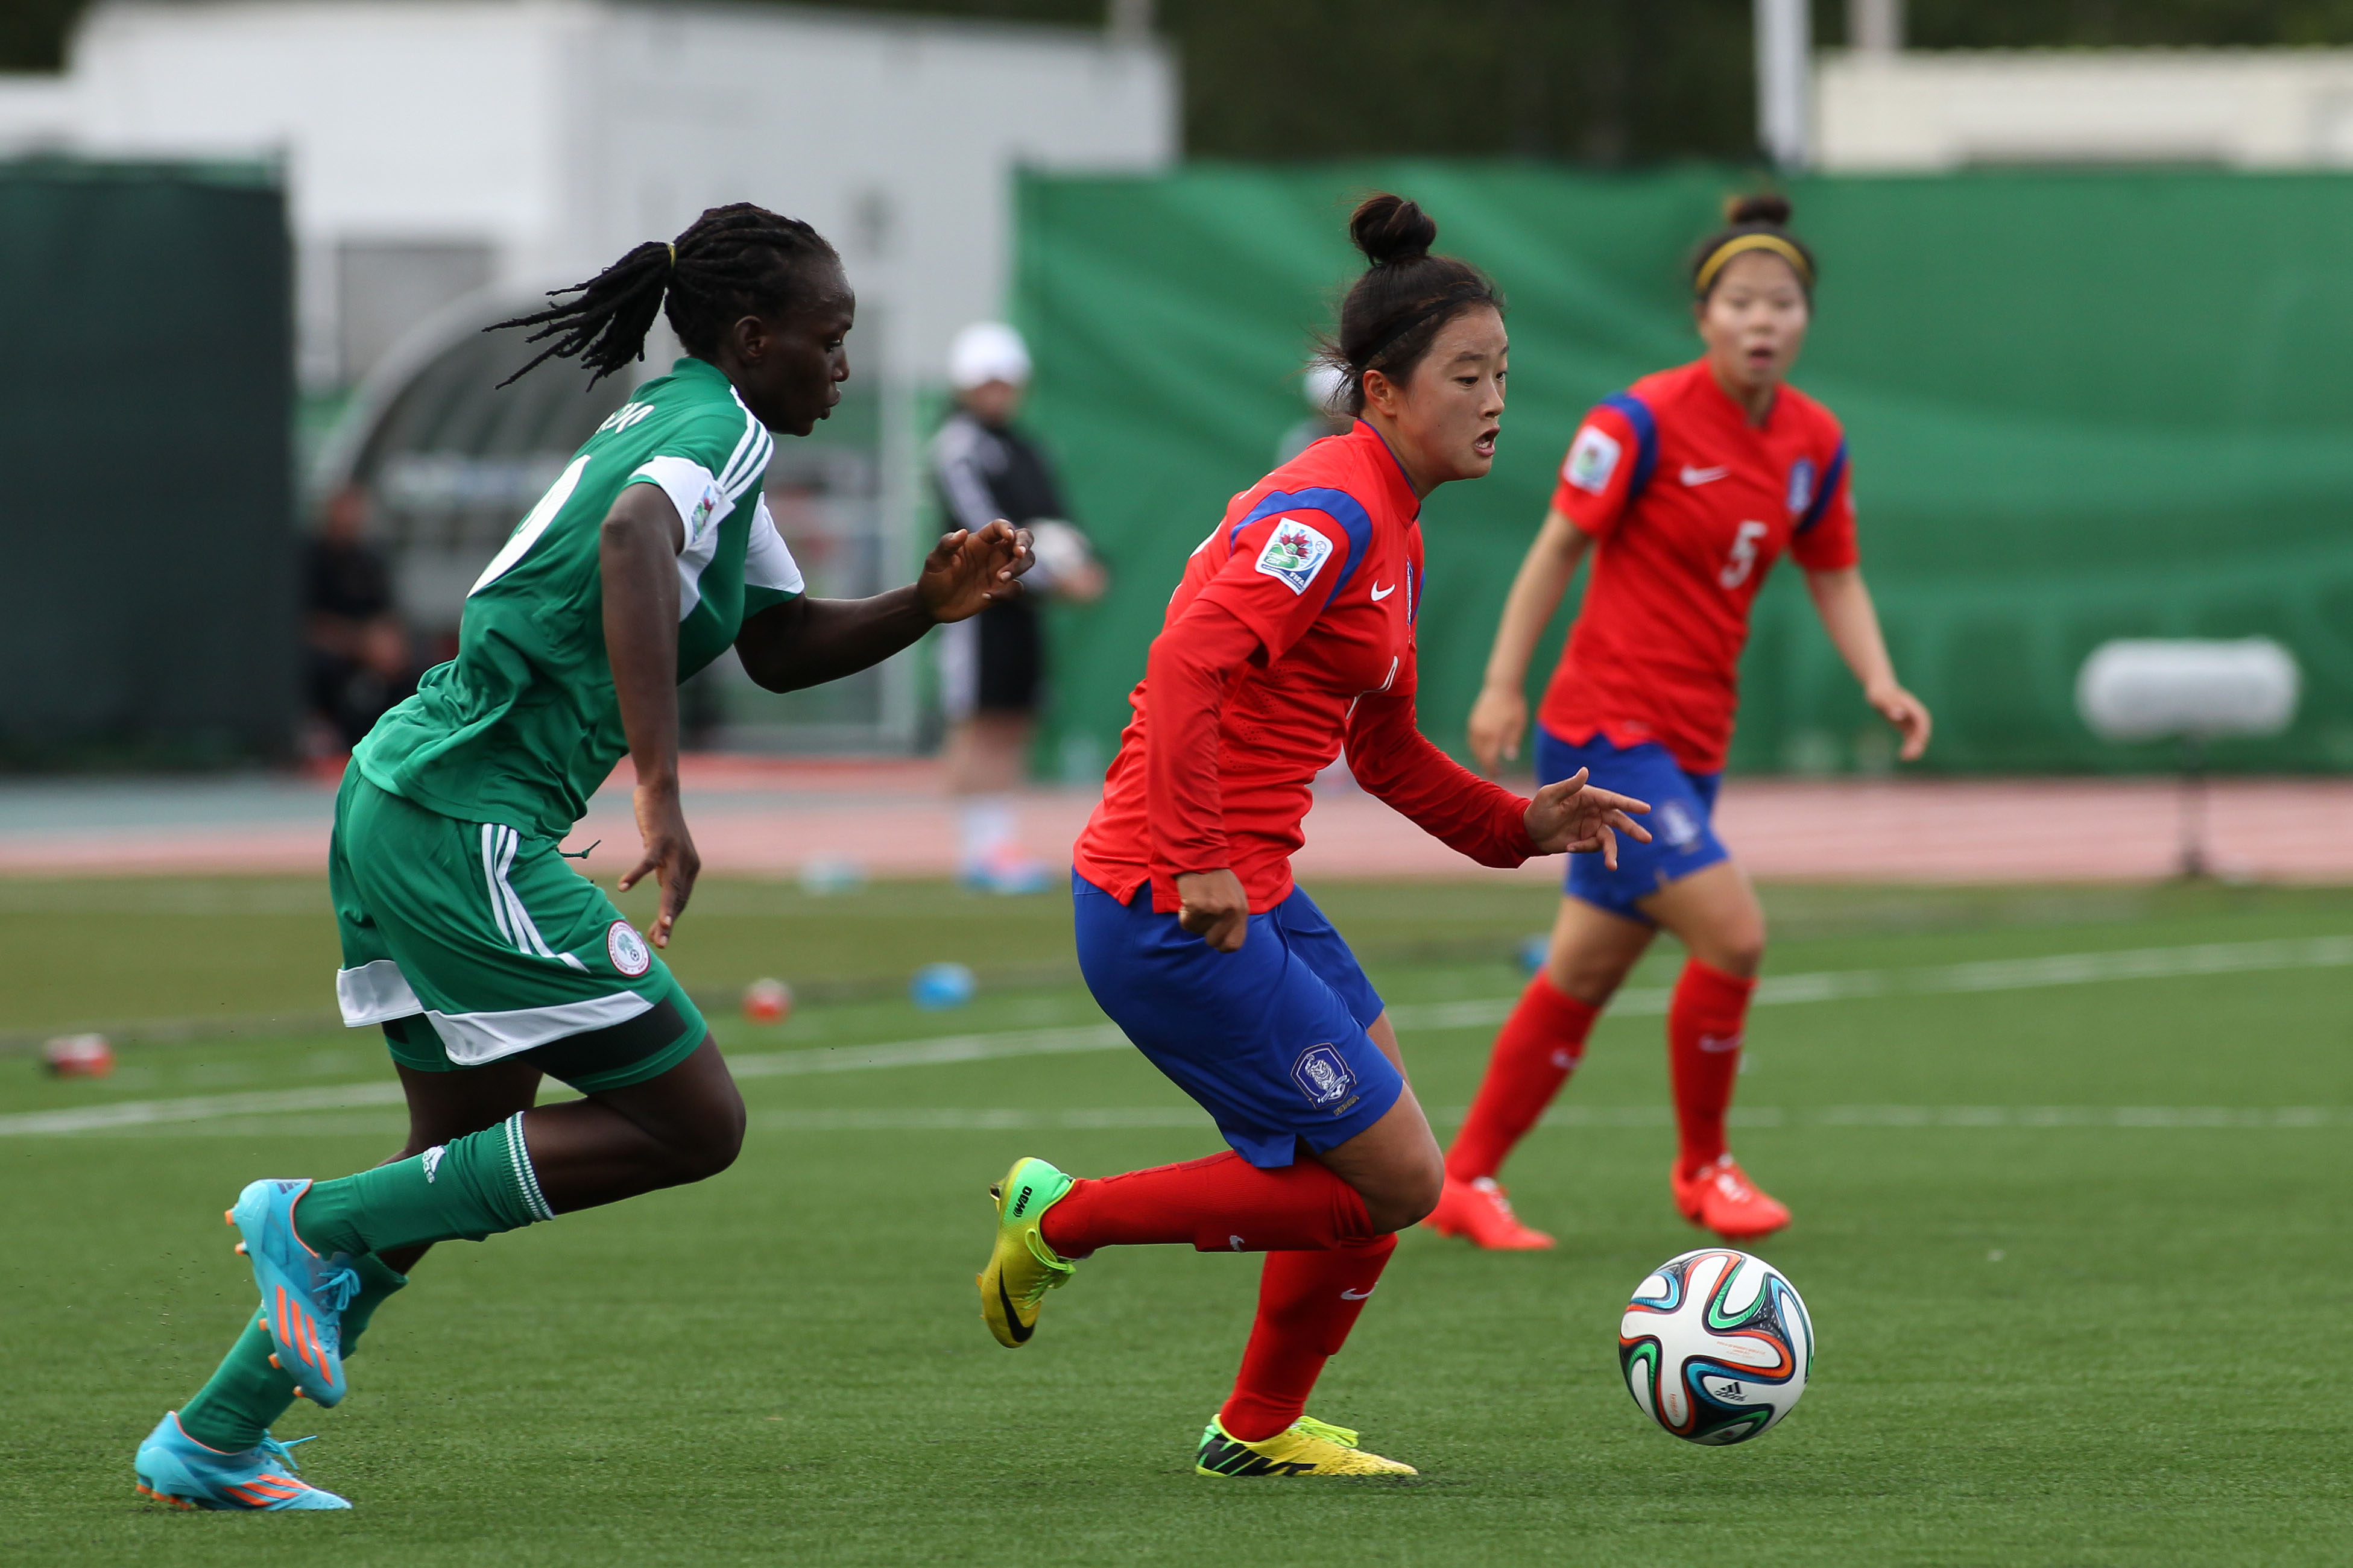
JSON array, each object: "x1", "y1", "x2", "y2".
[
  {"x1": 1535, "y1": 726, "x2": 1731, "y2": 924},
  {"x1": 1071, "y1": 872, "x2": 1404, "y2": 1169}
]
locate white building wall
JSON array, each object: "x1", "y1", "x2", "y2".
[
  {"x1": 1819, "y1": 48, "x2": 2353, "y2": 172},
  {"x1": 0, "y1": 0, "x2": 1175, "y2": 386},
  {"x1": 572, "y1": 5, "x2": 1171, "y2": 383}
]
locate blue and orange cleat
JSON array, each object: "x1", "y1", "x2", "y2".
[
  {"x1": 229, "y1": 1179, "x2": 361, "y2": 1406},
  {"x1": 134, "y1": 1412, "x2": 350, "y2": 1511}
]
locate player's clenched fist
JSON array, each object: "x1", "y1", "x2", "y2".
[{"x1": 1174, "y1": 867, "x2": 1250, "y2": 953}]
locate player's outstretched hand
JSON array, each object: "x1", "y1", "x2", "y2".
[
  {"x1": 619, "y1": 781, "x2": 700, "y2": 949},
  {"x1": 1175, "y1": 868, "x2": 1249, "y2": 954},
  {"x1": 1525, "y1": 767, "x2": 1652, "y2": 870},
  {"x1": 918, "y1": 519, "x2": 1035, "y2": 624},
  {"x1": 1868, "y1": 681, "x2": 1933, "y2": 762}
]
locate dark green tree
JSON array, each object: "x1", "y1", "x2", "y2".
[{"x1": 12, "y1": 1, "x2": 2353, "y2": 161}]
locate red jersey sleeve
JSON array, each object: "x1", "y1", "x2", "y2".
[
  {"x1": 1189, "y1": 503, "x2": 1360, "y2": 662},
  {"x1": 1787, "y1": 438, "x2": 1859, "y2": 572},
  {"x1": 1343, "y1": 650, "x2": 1538, "y2": 868},
  {"x1": 1549, "y1": 400, "x2": 1648, "y2": 541},
  {"x1": 1142, "y1": 598, "x2": 1261, "y2": 879}
]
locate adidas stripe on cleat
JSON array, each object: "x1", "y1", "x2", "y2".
[
  {"x1": 976, "y1": 1156, "x2": 1076, "y2": 1348},
  {"x1": 1195, "y1": 1414, "x2": 1417, "y2": 1478},
  {"x1": 229, "y1": 1178, "x2": 362, "y2": 1406},
  {"x1": 134, "y1": 1412, "x2": 351, "y2": 1511}
]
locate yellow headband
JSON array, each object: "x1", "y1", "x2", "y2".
[
  {"x1": 666, "y1": 242, "x2": 677, "y2": 269},
  {"x1": 1694, "y1": 232, "x2": 1812, "y2": 295}
]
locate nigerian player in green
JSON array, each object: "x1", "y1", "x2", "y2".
[{"x1": 134, "y1": 203, "x2": 1031, "y2": 1512}]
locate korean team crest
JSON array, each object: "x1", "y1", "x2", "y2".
[
  {"x1": 1786, "y1": 457, "x2": 1817, "y2": 516},
  {"x1": 606, "y1": 919, "x2": 652, "y2": 977},
  {"x1": 1254, "y1": 517, "x2": 1335, "y2": 594},
  {"x1": 1291, "y1": 1043, "x2": 1357, "y2": 1110}
]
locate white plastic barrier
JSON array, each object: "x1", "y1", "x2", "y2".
[
  {"x1": 2074, "y1": 638, "x2": 2301, "y2": 878},
  {"x1": 2076, "y1": 638, "x2": 2299, "y2": 744}
]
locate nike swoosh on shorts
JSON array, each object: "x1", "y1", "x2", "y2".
[{"x1": 1370, "y1": 583, "x2": 1396, "y2": 600}]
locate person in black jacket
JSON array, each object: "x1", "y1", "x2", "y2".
[
  {"x1": 932, "y1": 322, "x2": 1106, "y2": 892},
  {"x1": 303, "y1": 485, "x2": 417, "y2": 752}
]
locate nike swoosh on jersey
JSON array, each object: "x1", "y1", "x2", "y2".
[
  {"x1": 1370, "y1": 582, "x2": 1396, "y2": 600},
  {"x1": 1679, "y1": 465, "x2": 1731, "y2": 486}
]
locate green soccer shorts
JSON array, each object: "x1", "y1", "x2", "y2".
[{"x1": 329, "y1": 769, "x2": 708, "y2": 1092}]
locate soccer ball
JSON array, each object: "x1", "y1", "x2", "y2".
[
  {"x1": 1619, "y1": 1247, "x2": 1813, "y2": 1445},
  {"x1": 742, "y1": 978, "x2": 793, "y2": 1025}
]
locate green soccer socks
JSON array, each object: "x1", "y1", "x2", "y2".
[
  {"x1": 294, "y1": 1112, "x2": 555, "y2": 1258},
  {"x1": 178, "y1": 1252, "x2": 408, "y2": 1452},
  {"x1": 174, "y1": 1113, "x2": 545, "y2": 1452}
]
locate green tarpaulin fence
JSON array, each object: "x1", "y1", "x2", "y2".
[
  {"x1": 0, "y1": 159, "x2": 293, "y2": 764},
  {"x1": 1010, "y1": 164, "x2": 2353, "y2": 776}
]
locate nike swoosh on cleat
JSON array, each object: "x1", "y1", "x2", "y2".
[
  {"x1": 1370, "y1": 583, "x2": 1396, "y2": 600},
  {"x1": 1679, "y1": 465, "x2": 1730, "y2": 485},
  {"x1": 995, "y1": 1274, "x2": 1034, "y2": 1344}
]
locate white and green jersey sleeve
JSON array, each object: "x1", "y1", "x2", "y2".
[{"x1": 356, "y1": 357, "x2": 803, "y2": 840}]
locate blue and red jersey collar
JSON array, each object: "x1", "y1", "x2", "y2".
[
  {"x1": 1344, "y1": 418, "x2": 1423, "y2": 520},
  {"x1": 1672, "y1": 356, "x2": 1786, "y2": 435}
]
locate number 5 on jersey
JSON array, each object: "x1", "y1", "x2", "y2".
[{"x1": 1719, "y1": 520, "x2": 1767, "y2": 590}]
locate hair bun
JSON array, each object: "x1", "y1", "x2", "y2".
[
  {"x1": 1350, "y1": 193, "x2": 1438, "y2": 268},
  {"x1": 1725, "y1": 192, "x2": 1793, "y2": 228}
]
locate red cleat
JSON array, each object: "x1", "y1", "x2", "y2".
[
  {"x1": 1672, "y1": 1155, "x2": 1790, "y2": 1242},
  {"x1": 1424, "y1": 1174, "x2": 1555, "y2": 1250}
]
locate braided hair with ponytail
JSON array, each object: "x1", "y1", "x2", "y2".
[{"x1": 493, "y1": 203, "x2": 841, "y2": 386}]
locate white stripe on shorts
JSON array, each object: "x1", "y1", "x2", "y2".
[{"x1": 483, "y1": 825, "x2": 590, "y2": 972}]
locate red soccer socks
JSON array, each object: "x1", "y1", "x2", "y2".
[
  {"x1": 1038, "y1": 1150, "x2": 1377, "y2": 1257},
  {"x1": 1667, "y1": 957, "x2": 1756, "y2": 1179},
  {"x1": 1218, "y1": 1235, "x2": 1398, "y2": 1442},
  {"x1": 1444, "y1": 976, "x2": 1600, "y2": 1183}
]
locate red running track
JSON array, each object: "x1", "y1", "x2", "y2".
[{"x1": 2, "y1": 759, "x2": 2348, "y2": 884}]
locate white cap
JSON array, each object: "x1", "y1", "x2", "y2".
[
  {"x1": 948, "y1": 321, "x2": 1032, "y2": 391},
  {"x1": 1303, "y1": 360, "x2": 1348, "y2": 414}
]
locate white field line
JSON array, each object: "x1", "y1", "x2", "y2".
[
  {"x1": 0, "y1": 1080, "x2": 409, "y2": 1136},
  {"x1": 744, "y1": 1104, "x2": 2353, "y2": 1133},
  {"x1": 1391, "y1": 933, "x2": 2353, "y2": 1032},
  {"x1": 53, "y1": 1103, "x2": 2353, "y2": 1139},
  {"x1": 728, "y1": 1024, "x2": 1127, "y2": 1078},
  {"x1": 5, "y1": 933, "x2": 2349, "y2": 1138}
]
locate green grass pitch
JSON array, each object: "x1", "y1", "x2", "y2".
[{"x1": 2, "y1": 875, "x2": 2350, "y2": 1566}]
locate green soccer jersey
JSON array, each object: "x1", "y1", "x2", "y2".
[{"x1": 357, "y1": 357, "x2": 803, "y2": 839}]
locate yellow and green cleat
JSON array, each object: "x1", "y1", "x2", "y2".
[
  {"x1": 977, "y1": 1156, "x2": 1077, "y2": 1348},
  {"x1": 1195, "y1": 1415, "x2": 1418, "y2": 1478}
]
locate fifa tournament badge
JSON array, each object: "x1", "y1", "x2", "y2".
[{"x1": 1254, "y1": 517, "x2": 1335, "y2": 594}]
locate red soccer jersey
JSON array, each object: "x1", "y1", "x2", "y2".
[
  {"x1": 1075, "y1": 420, "x2": 1535, "y2": 914},
  {"x1": 1537, "y1": 359, "x2": 1859, "y2": 775}
]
